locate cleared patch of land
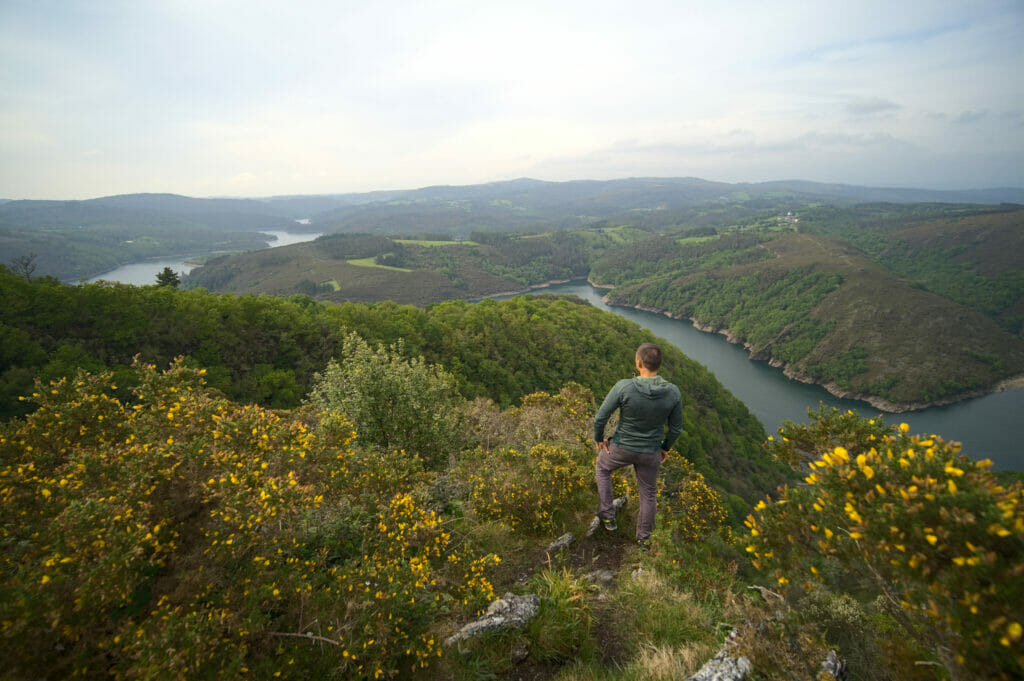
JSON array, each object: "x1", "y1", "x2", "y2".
[
  {"x1": 392, "y1": 239, "x2": 478, "y2": 247},
  {"x1": 346, "y1": 257, "x2": 413, "y2": 272}
]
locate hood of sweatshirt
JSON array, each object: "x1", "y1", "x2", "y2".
[{"x1": 631, "y1": 375, "x2": 671, "y2": 398}]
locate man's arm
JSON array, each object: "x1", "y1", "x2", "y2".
[
  {"x1": 593, "y1": 382, "x2": 622, "y2": 445},
  {"x1": 660, "y1": 394, "x2": 683, "y2": 452}
]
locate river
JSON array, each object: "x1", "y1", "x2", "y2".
[
  {"x1": 526, "y1": 282, "x2": 1024, "y2": 471},
  {"x1": 85, "y1": 230, "x2": 321, "y2": 286}
]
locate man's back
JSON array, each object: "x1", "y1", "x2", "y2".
[{"x1": 594, "y1": 375, "x2": 682, "y2": 454}]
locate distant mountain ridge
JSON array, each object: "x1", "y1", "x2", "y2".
[{"x1": 5, "y1": 177, "x2": 1021, "y2": 218}]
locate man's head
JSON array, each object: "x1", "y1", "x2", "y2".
[{"x1": 635, "y1": 343, "x2": 662, "y2": 372}]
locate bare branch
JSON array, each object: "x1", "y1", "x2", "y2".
[{"x1": 267, "y1": 631, "x2": 341, "y2": 647}]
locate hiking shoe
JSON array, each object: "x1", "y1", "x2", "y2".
[
  {"x1": 601, "y1": 517, "x2": 618, "y2": 532},
  {"x1": 636, "y1": 538, "x2": 651, "y2": 552}
]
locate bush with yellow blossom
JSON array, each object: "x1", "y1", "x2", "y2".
[
  {"x1": 0, "y1": 359, "x2": 497, "y2": 680},
  {"x1": 658, "y1": 456, "x2": 729, "y2": 544},
  {"x1": 745, "y1": 407, "x2": 1023, "y2": 681}
]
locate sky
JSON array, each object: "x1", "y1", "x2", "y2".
[{"x1": 1, "y1": 0, "x2": 1022, "y2": 199}]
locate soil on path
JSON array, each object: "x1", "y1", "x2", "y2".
[{"x1": 498, "y1": 519, "x2": 641, "y2": 681}]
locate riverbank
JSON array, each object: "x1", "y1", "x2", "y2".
[
  {"x1": 594, "y1": 284, "x2": 1022, "y2": 414},
  {"x1": 476, "y1": 277, "x2": 587, "y2": 301}
]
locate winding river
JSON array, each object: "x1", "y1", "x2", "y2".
[
  {"x1": 84, "y1": 253, "x2": 1022, "y2": 470},
  {"x1": 86, "y1": 230, "x2": 321, "y2": 286},
  {"x1": 525, "y1": 282, "x2": 1024, "y2": 471}
]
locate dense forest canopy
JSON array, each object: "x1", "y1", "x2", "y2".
[
  {"x1": 0, "y1": 266, "x2": 779, "y2": 502},
  {"x1": 3, "y1": 181, "x2": 1023, "y2": 410}
]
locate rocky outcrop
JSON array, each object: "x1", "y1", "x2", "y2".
[
  {"x1": 686, "y1": 630, "x2": 751, "y2": 681},
  {"x1": 546, "y1": 532, "x2": 576, "y2": 552},
  {"x1": 685, "y1": 629, "x2": 847, "y2": 681},
  {"x1": 444, "y1": 593, "x2": 541, "y2": 646}
]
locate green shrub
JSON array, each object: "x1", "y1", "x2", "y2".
[{"x1": 307, "y1": 332, "x2": 465, "y2": 468}]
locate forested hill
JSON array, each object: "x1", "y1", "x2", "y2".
[
  {"x1": 183, "y1": 201, "x2": 1024, "y2": 410},
  {"x1": 592, "y1": 203, "x2": 1024, "y2": 409},
  {"x1": 0, "y1": 266, "x2": 781, "y2": 502},
  {"x1": 3, "y1": 177, "x2": 1021, "y2": 283}
]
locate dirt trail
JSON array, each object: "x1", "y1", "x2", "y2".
[{"x1": 500, "y1": 521, "x2": 640, "y2": 681}]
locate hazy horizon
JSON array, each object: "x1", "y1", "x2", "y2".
[
  {"x1": 3, "y1": 174, "x2": 1024, "y2": 204},
  {"x1": 2, "y1": 1, "x2": 1022, "y2": 199}
]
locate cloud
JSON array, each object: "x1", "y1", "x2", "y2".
[
  {"x1": 0, "y1": 0, "x2": 1021, "y2": 197},
  {"x1": 846, "y1": 97, "x2": 901, "y2": 116},
  {"x1": 953, "y1": 110, "x2": 992, "y2": 124}
]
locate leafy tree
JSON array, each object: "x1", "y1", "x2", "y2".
[
  {"x1": 307, "y1": 332, "x2": 465, "y2": 467},
  {"x1": 155, "y1": 266, "x2": 181, "y2": 287}
]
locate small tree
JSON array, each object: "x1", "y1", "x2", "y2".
[
  {"x1": 9, "y1": 253, "x2": 38, "y2": 282},
  {"x1": 308, "y1": 332, "x2": 464, "y2": 467},
  {"x1": 155, "y1": 266, "x2": 181, "y2": 287}
]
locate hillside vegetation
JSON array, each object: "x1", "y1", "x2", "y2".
[
  {"x1": 184, "y1": 228, "x2": 648, "y2": 304},
  {"x1": 4, "y1": 178, "x2": 1020, "y2": 283},
  {"x1": 594, "y1": 204, "x2": 1024, "y2": 408},
  {"x1": 2, "y1": 343, "x2": 1019, "y2": 680},
  {"x1": 182, "y1": 200, "x2": 1024, "y2": 410},
  {"x1": 0, "y1": 267, "x2": 779, "y2": 503},
  {"x1": 0, "y1": 194, "x2": 305, "y2": 281}
]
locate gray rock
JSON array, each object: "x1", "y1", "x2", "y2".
[
  {"x1": 583, "y1": 569, "x2": 615, "y2": 587},
  {"x1": 686, "y1": 631, "x2": 751, "y2": 681},
  {"x1": 820, "y1": 650, "x2": 848, "y2": 680},
  {"x1": 445, "y1": 593, "x2": 541, "y2": 646},
  {"x1": 546, "y1": 532, "x2": 576, "y2": 552}
]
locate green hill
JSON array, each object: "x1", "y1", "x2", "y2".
[
  {"x1": 183, "y1": 202, "x2": 1024, "y2": 409},
  {"x1": 184, "y1": 228, "x2": 648, "y2": 304},
  {"x1": 0, "y1": 195, "x2": 296, "y2": 281},
  {"x1": 593, "y1": 204, "x2": 1024, "y2": 409},
  {"x1": 4, "y1": 178, "x2": 1020, "y2": 282}
]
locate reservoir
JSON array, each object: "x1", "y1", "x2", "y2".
[
  {"x1": 86, "y1": 230, "x2": 321, "y2": 286},
  {"x1": 528, "y1": 281, "x2": 1024, "y2": 471}
]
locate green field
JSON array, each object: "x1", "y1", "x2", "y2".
[
  {"x1": 347, "y1": 257, "x2": 413, "y2": 271},
  {"x1": 392, "y1": 239, "x2": 479, "y2": 247}
]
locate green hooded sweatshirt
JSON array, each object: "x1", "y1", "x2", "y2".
[{"x1": 594, "y1": 375, "x2": 683, "y2": 453}]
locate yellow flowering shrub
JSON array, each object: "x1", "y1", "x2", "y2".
[
  {"x1": 0, "y1": 359, "x2": 497, "y2": 680},
  {"x1": 458, "y1": 386, "x2": 599, "y2": 535},
  {"x1": 462, "y1": 442, "x2": 593, "y2": 534},
  {"x1": 746, "y1": 408, "x2": 1023, "y2": 680},
  {"x1": 659, "y1": 456, "x2": 729, "y2": 544}
]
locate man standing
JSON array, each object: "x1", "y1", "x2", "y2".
[{"x1": 593, "y1": 342, "x2": 683, "y2": 549}]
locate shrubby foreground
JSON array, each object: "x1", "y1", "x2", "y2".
[{"x1": 1, "y1": 351, "x2": 1021, "y2": 680}]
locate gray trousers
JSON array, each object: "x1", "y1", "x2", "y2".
[{"x1": 596, "y1": 441, "x2": 661, "y2": 541}]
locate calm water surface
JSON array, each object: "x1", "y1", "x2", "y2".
[
  {"x1": 86, "y1": 230, "x2": 321, "y2": 286},
  {"x1": 526, "y1": 282, "x2": 1024, "y2": 470}
]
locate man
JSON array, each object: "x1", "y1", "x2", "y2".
[{"x1": 593, "y1": 342, "x2": 683, "y2": 549}]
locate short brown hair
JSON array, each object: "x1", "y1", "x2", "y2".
[{"x1": 636, "y1": 343, "x2": 662, "y2": 371}]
